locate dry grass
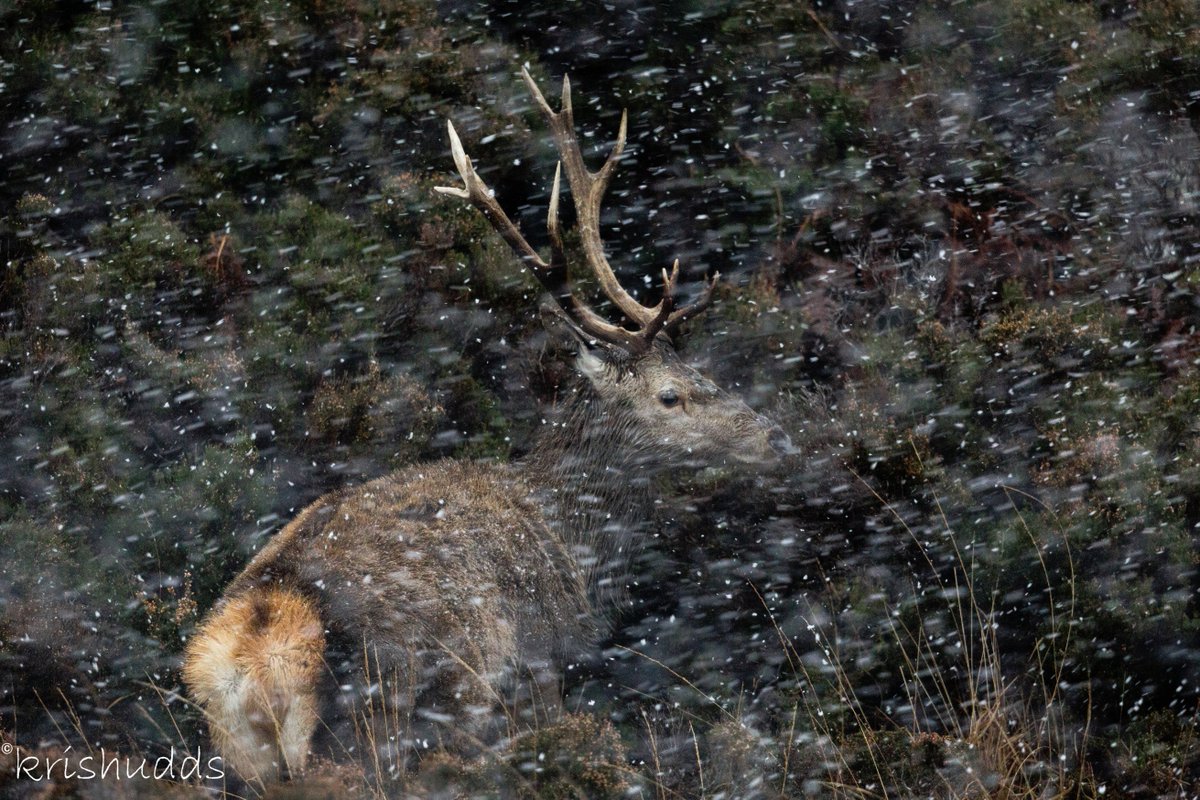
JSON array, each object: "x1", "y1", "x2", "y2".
[
  {"x1": 618, "y1": 465, "x2": 1099, "y2": 800},
  {"x1": 3, "y1": 475, "x2": 1104, "y2": 800},
  {"x1": 751, "y1": 472, "x2": 1095, "y2": 799}
]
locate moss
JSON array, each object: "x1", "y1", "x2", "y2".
[
  {"x1": 305, "y1": 362, "x2": 442, "y2": 465},
  {"x1": 508, "y1": 713, "x2": 632, "y2": 800},
  {"x1": 139, "y1": 571, "x2": 199, "y2": 648},
  {"x1": 704, "y1": 719, "x2": 778, "y2": 796},
  {"x1": 440, "y1": 373, "x2": 512, "y2": 461},
  {"x1": 412, "y1": 751, "x2": 493, "y2": 798},
  {"x1": 270, "y1": 195, "x2": 382, "y2": 295},
  {"x1": 979, "y1": 306, "x2": 1083, "y2": 364},
  {"x1": 807, "y1": 83, "x2": 870, "y2": 163},
  {"x1": 0, "y1": 513, "x2": 78, "y2": 591},
  {"x1": 150, "y1": 437, "x2": 275, "y2": 609},
  {"x1": 92, "y1": 211, "x2": 204, "y2": 288},
  {"x1": 4, "y1": 251, "x2": 114, "y2": 344},
  {"x1": 1117, "y1": 710, "x2": 1200, "y2": 795},
  {"x1": 834, "y1": 728, "x2": 956, "y2": 795},
  {"x1": 851, "y1": 432, "x2": 939, "y2": 499}
]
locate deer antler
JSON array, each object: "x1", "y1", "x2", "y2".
[
  {"x1": 435, "y1": 68, "x2": 719, "y2": 354},
  {"x1": 434, "y1": 120, "x2": 637, "y2": 348}
]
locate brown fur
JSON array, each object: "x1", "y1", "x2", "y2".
[
  {"x1": 182, "y1": 587, "x2": 324, "y2": 783},
  {"x1": 183, "y1": 460, "x2": 593, "y2": 783},
  {"x1": 183, "y1": 349, "x2": 787, "y2": 780},
  {"x1": 183, "y1": 335, "x2": 791, "y2": 782}
]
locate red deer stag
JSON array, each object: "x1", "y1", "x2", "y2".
[{"x1": 182, "y1": 67, "x2": 792, "y2": 785}]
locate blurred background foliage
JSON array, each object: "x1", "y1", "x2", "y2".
[{"x1": 2, "y1": 0, "x2": 1200, "y2": 795}]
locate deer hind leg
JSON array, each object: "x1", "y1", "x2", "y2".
[
  {"x1": 183, "y1": 587, "x2": 325, "y2": 784},
  {"x1": 429, "y1": 619, "x2": 523, "y2": 750}
]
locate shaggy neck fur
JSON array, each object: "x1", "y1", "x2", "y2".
[{"x1": 521, "y1": 379, "x2": 660, "y2": 605}]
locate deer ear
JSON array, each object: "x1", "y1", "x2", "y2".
[
  {"x1": 574, "y1": 343, "x2": 607, "y2": 384},
  {"x1": 540, "y1": 305, "x2": 610, "y2": 383}
]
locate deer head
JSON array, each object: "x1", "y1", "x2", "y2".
[{"x1": 436, "y1": 68, "x2": 791, "y2": 468}]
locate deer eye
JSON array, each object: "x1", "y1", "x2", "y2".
[{"x1": 659, "y1": 388, "x2": 680, "y2": 408}]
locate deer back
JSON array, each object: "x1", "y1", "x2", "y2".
[{"x1": 224, "y1": 460, "x2": 594, "y2": 672}]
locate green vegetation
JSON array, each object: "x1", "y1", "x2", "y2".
[{"x1": 3, "y1": 0, "x2": 1200, "y2": 796}]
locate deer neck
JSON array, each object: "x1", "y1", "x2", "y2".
[{"x1": 521, "y1": 384, "x2": 659, "y2": 594}]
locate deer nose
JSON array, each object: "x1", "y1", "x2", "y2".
[{"x1": 767, "y1": 427, "x2": 795, "y2": 456}]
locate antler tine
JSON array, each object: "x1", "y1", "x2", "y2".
[
  {"x1": 541, "y1": 161, "x2": 572, "y2": 304},
  {"x1": 546, "y1": 162, "x2": 566, "y2": 276},
  {"x1": 547, "y1": 159, "x2": 649, "y2": 346},
  {"x1": 597, "y1": 109, "x2": 627, "y2": 191},
  {"x1": 560, "y1": 74, "x2": 573, "y2": 126},
  {"x1": 435, "y1": 120, "x2": 580, "y2": 309},
  {"x1": 435, "y1": 120, "x2": 547, "y2": 271},
  {"x1": 521, "y1": 65, "x2": 557, "y2": 121},
  {"x1": 663, "y1": 270, "x2": 721, "y2": 333},
  {"x1": 520, "y1": 67, "x2": 649, "y2": 327},
  {"x1": 639, "y1": 259, "x2": 680, "y2": 345}
]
